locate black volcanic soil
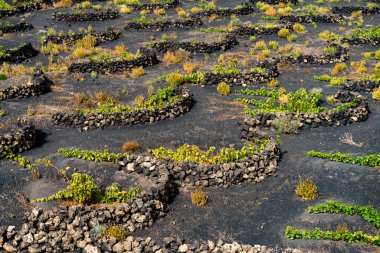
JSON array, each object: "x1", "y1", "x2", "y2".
[{"x1": 0, "y1": 0, "x2": 379, "y2": 252}]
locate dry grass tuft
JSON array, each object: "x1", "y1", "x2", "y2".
[
  {"x1": 295, "y1": 177, "x2": 318, "y2": 200},
  {"x1": 191, "y1": 189, "x2": 208, "y2": 207},
  {"x1": 163, "y1": 50, "x2": 188, "y2": 65},
  {"x1": 339, "y1": 133, "x2": 364, "y2": 147},
  {"x1": 122, "y1": 140, "x2": 141, "y2": 152}
]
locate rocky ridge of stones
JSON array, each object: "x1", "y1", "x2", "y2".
[
  {"x1": 204, "y1": 61, "x2": 280, "y2": 86},
  {"x1": 343, "y1": 79, "x2": 380, "y2": 92},
  {"x1": 0, "y1": 120, "x2": 36, "y2": 157},
  {"x1": 332, "y1": 6, "x2": 380, "y2": 14},
  {"x1": 0, "y1": 3, "x2": 41, "y2": 18},
  {"x1": 279, "y1": 14, "x2": 345, "y2": 24},
  {"x1": 68, "y1": 48, "x2": 159, "y2": 74},
  {"x1": 341, "y1": 37, "x2": 380, "y2": 46},
  {"x1": 0, "y1": 69, "x2": 52, "y2": 101},
  {"x1": 0, "y1": 22, "x2": 33, "y2": 34},
  {"x1": 189, "y1": 5, "x2": 255, "y2": 19},
  {"x1": 52, "y1": 9, "x2": 120, "y2": 22},
  {"x1": 43, "y1": 27, "x2": 121, "y2": 45},
  {"x1": 0, "y1": 43, "x2": 39, "y2": 64},
  {"x1": 52, "y1": 88, "x2": 192, "y2": 131},
  {"x1": 124, "y1": 18, "x2": 203, "y2": 31},
  {"x1": 152, "y1": 34, "x2": 238, "y2": 54},
  {"x1": 127, "y1": 0, "x2": 180, "y2": 11},
  {"x1": 284, "y1": 43, "x2": 348, "y2": 64},
  {"x1": 241, "y1": 90, "x2": 369, "y2": 132},
  {"x1": 246, "y1": 0, "x2": 298, "y2": 5},
  {"x1": 118, "y1": 129, "x2": 279, "y2": 188},
  {"x1": 232, "y1": 24, "x2": 292, "y2": 37}
]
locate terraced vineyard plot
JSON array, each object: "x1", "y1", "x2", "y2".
[{"x1": 0, "y1": 0, "x2": 379, "y2": 252}]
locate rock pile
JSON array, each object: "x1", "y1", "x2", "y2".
[
  {"x1": 284, "y1": 43, "x2": 348, "y2": 64},
  {"x1": 279, "y1": 14, "x2": 345, "y2": 23},
  {"x1": 189, "y1": 5, "x2": 255, "y2": 18},
  {"x1": 128, "y1": 0, "x2": 179, "y2": 10},
  {"x1": 0, "y1": 43, "x2": 39, "y2": 64},
  {"x1": 124, "y1": 18, "x2": 203, "y2": 31},
  {"x1": 52, "y1": 88, "x2": 192, "y2": 131},
  {"x1": 0, "y1": 22, "x2": 33, "y2": 34},
  {"x1": 203, "y1": 61, "x2": 280, "y2": 86},
  {"x1": 232, "y1": 24, "x2": 292, "y2": 37},
  {"x1": 0, "y1": 69, "x2": 52, "y2": 101},
  {"x1": 43, "y1": 27, "x2": 121, "y2": 45},
  {"x1": 152, "y1": 35, "x2": 238, "y2": 54},
  {"x1": 332, "y1": 6, "x2": 380, "y2": 14},
  {"x1": 52, "y1": 9, "x2": 119, "y2": 22},
  {"x1": 68, "y1": 48, "x2": 159, "y2": 74},
  {"x1": 0, "y1": 120, "x2": 36, "y2": 157},
  {"x1": 119, "y1": 139, "x2": 279, "y2": 188},
  {"x1": 0, "y1": 3, "x2": 41, "y2": 18},
  {"x1": 341, "y1": 37, "x2": 380, "y2": 46},
  {"x1": 241, "y1": 90, "x2": 369, "y2": 132},
  {"x1": 343, "y1": 79, "x2": 380, "y2": 92}
]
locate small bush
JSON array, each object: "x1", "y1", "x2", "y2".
[
  {"x1": 295, "y1": 177, "x2": 318, "y2": 200},
  {"x1": 131, "y1": 66, "x2": 145, "y2": 77},
  {"x1": 217, "y1": 82, "x2": 230, "y2": 96},
  {"x1": 372, "y1": 87, "x2": 380, "y2": 101},
  {"x1": 166, "y1": 72, "x2": 184, "y2": 87},
  {"x1": 268, "y1": 78, "x2": 279, "y2": 88},
  {"x1": 278, "y1": 28, "x2": 290, "y2": 38},
  {"x1": 271, "y1": 115, "x2": 300, "y2": 134},
  {"x1": 183, "y1": 62, "x2": 197, "y2": 74},
  {"x1": 255, "y1": 40, "x2": 267, "y2": 50},
  {"x1": 163, "y1": 50, "x2": 187, "y2": 65},
  {"x1": 153, "y1": 8, "x2": 165, "y2": 16},
  {"x1": 134, "y1": 95, "x2": 145, "y2": 107},
  {"x1": 293, "y1": 23, "x2": 306, "y2": 34},
  {"x1": 101, "y1": 225, "x2": 127, "y2": 241},
  {"x1": 191, "y1": 189, "x2": 208, "y2": 207},
  {"x1": 330, "y1": 63, "x2": 346, "y2": 76},
  {"x1": 268, "y1": 41, "x2": 279, "y2": 50},
  {"x1": 90, "y1": 71, "x2": 98, "y2": 79},
  {"x1": 122, "y1": 141, "x2": 141, "y2": 152},
  {"x1": 54, "y1": 0, "x2": 72, "y2": 8},
  {"x1": 96, "y1": 91, "x2": 106, "y2": 102},
  {"x1": 31, "y1": 168, "x2": 41, "y2": 180}
]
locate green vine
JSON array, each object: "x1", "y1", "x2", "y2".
[
  {"x1": 149, "y1": 139, "x2": 269, "y2": 164},
  {"x1": 285, "y1": 200, "x2": 380, "y2": 246},
  {"x1": 32, "y1": 172, "x2": 140, "y2": 204},
  {"x1": 58, "y1": 148, "x2": 126, "y2": 164},
  {"x1": 306, "y1": 150, "x2": 380, "y2": 167}
]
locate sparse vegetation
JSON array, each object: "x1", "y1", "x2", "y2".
[
  {"x1": 122, "y1": 141, "x2": 141, "y2": 152},
  {"x1": 32, "y1": 172, "x2": 140, "y2": 204},
  {"x1": 295, "y1": 177, "x2": 318, "y2": 200},
  {"x1": 306, "y1": 151, "x2": 380, "y2": 167},
  {"x1": 216, "y1": 82, "x2": 230, "y2": 96},
  {"x1": 191, "y1": 189, "x2": 208, "y2": 207}
]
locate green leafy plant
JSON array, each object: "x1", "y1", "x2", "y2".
[
  {"x1": 217, "y1": 82, "x2": 230, "y2": 96},
  {"x1": 285, "y1": 200, "x2": 380, "y2": 246},
  {"x1": 149, "y1": 139, "x2": 269, "y2": 164},
  {"x1": 32, "y1": 172, "x2": 140, "y2": 204},
  {"x1": 58, "y1": 148, "x2": 126, "y2": 164},
  {"x1": 235, "y1": 87, "x2": 326, "y2": 115},
  {"x1": 350, "y1": 26, "x2": 380, "y2": 39},
  {"x1": 2, "y1": 148, "x2": 35, "y2": 169},
  {"x1": 77, "y1": 86, "x2": 181, "y2": 114},
  {"x1": 306, "y1": 151, "x2": 380, "y2": 167},
  {"x1": 272, "y1": 115, "x2": 300, "y2": 134},
  {"x1": 101, "y1": 225, "x2": 127, "y2": 240}
]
